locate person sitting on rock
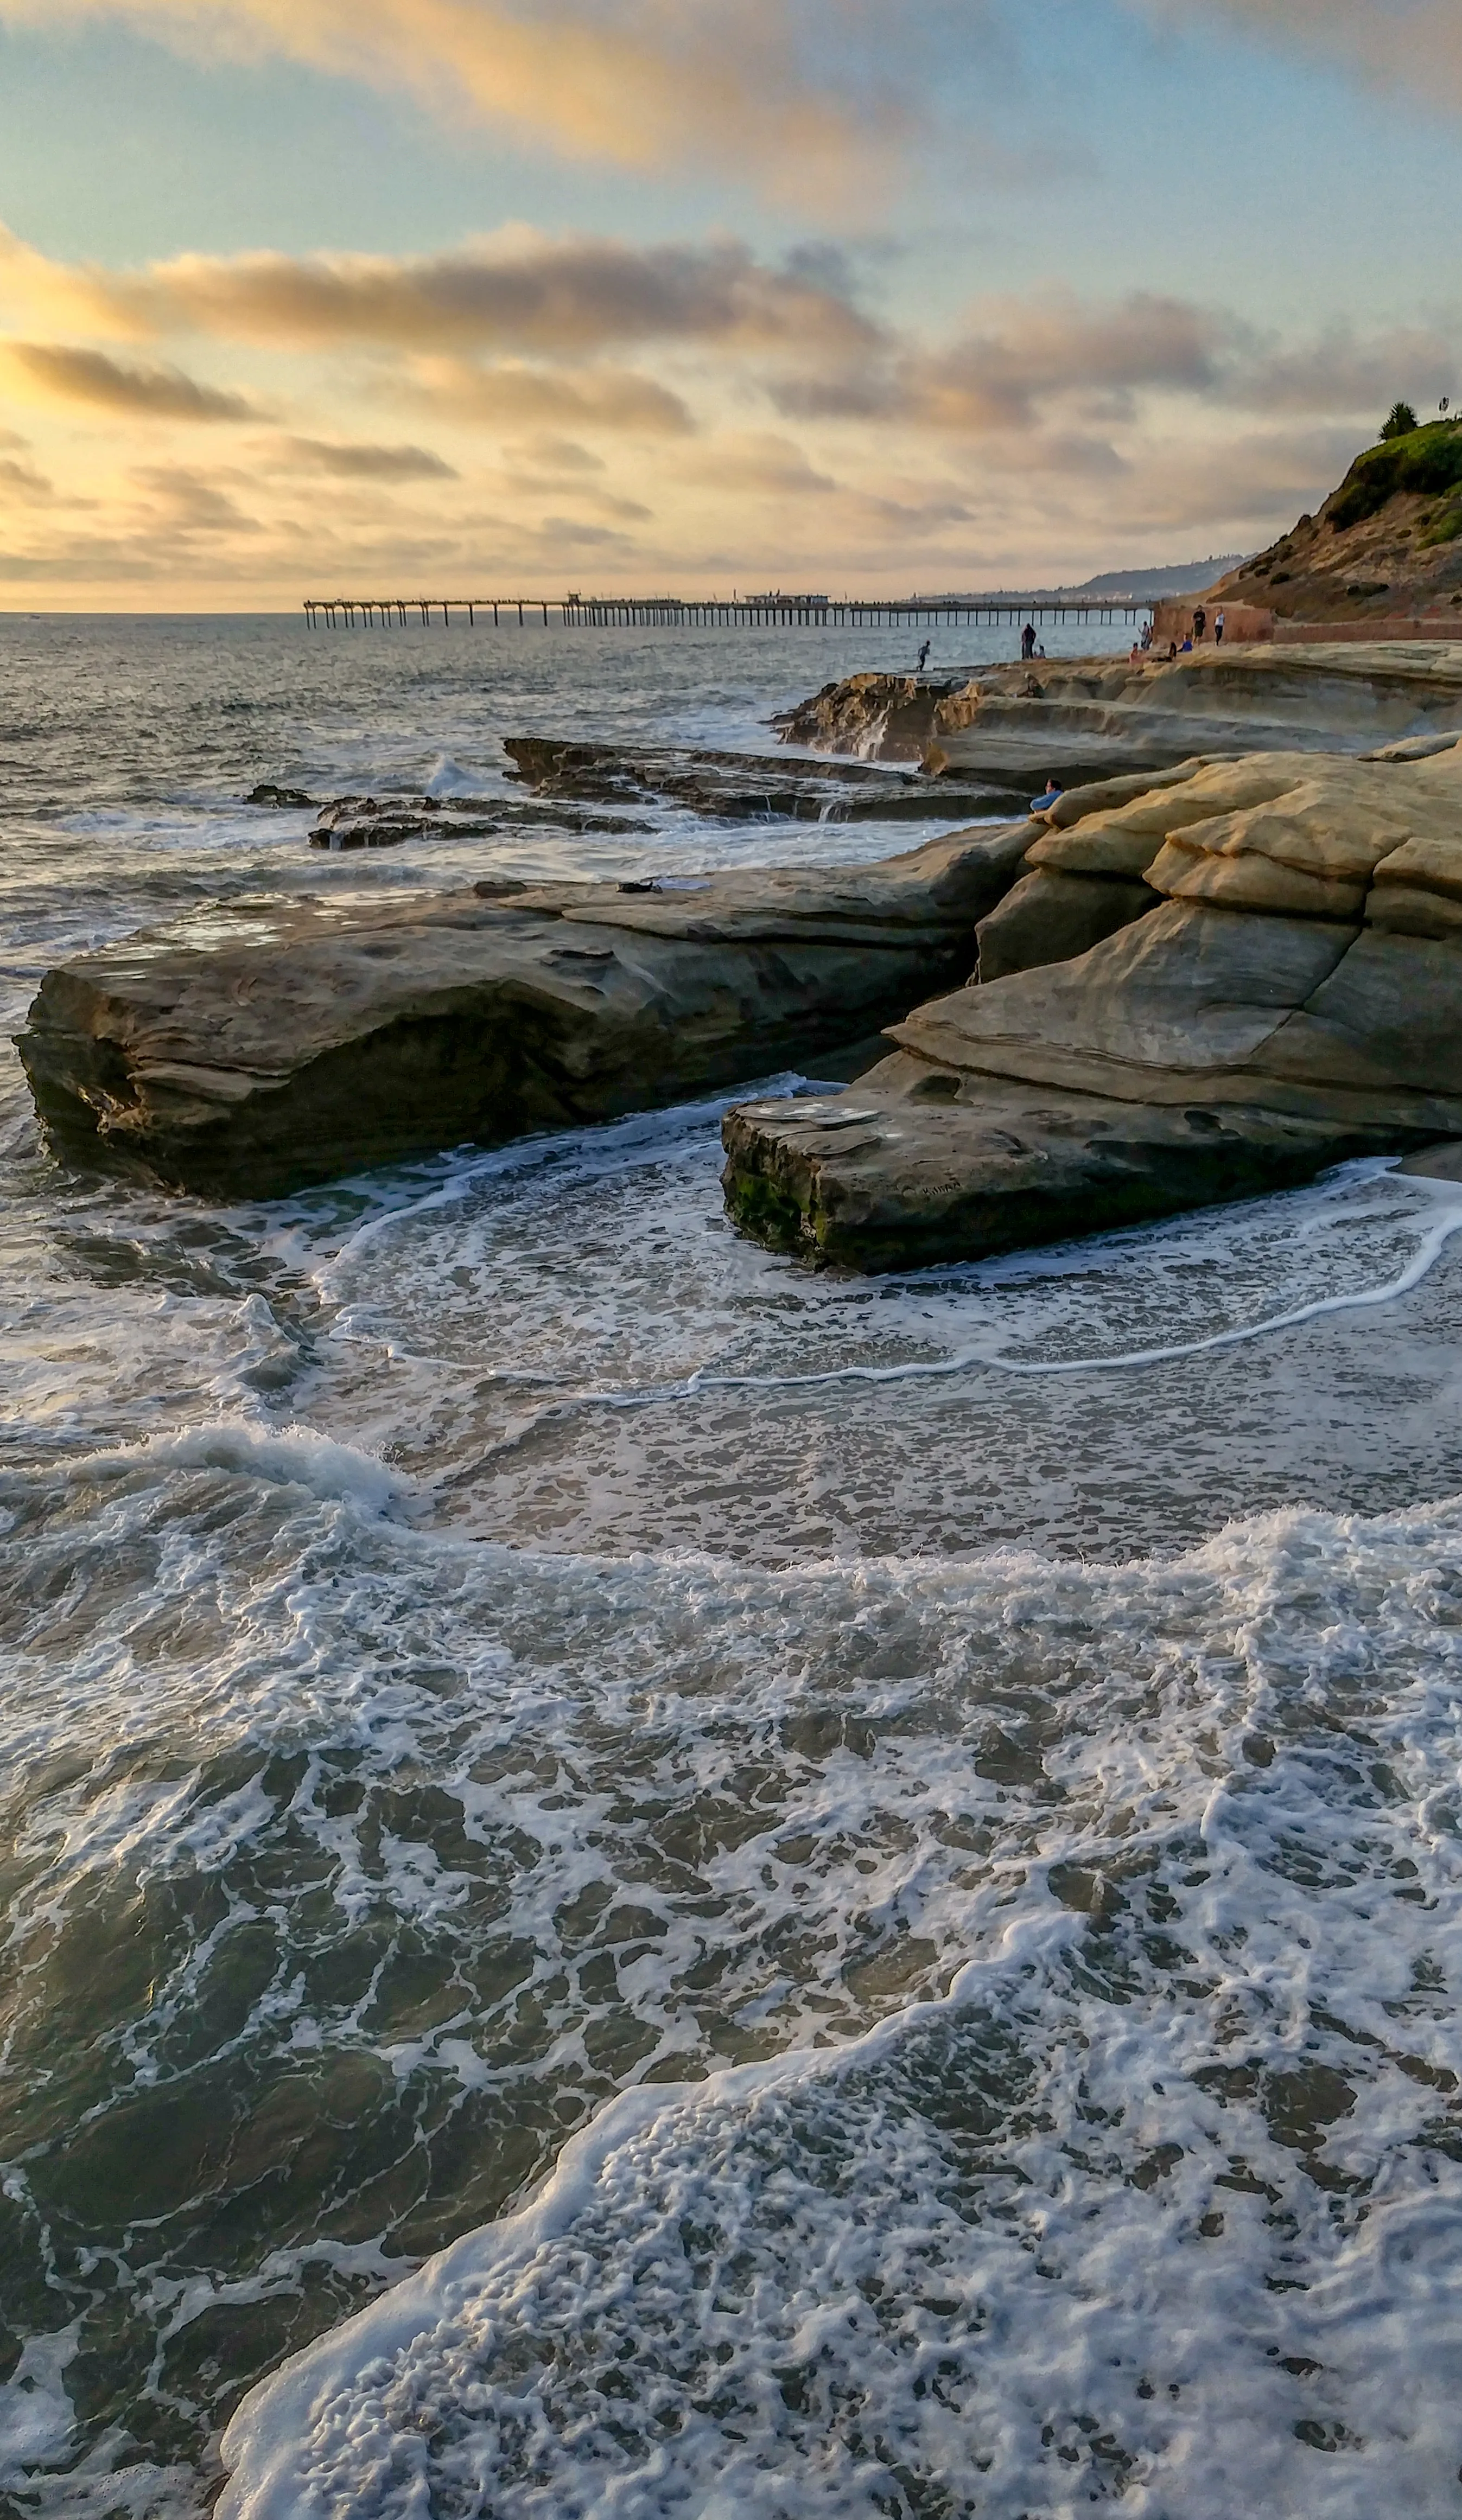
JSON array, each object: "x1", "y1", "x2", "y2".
[
  {"x1": 1179, "y1": 635, "x2": 1194, "y2": 652},
  {"x1": 1030, "y1": 775, "x2": 1063, "y2": 814}
]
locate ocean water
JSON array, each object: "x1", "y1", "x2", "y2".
[{"x1": 3, "y1": 615, "x2": 1462, "y2": 2519}]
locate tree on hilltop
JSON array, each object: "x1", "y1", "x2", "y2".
[{"x1": 1380, "y1": 401, "x2": 1419, "y2": 441}]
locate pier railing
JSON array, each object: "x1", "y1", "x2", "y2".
[{"x1": 302, "y1": 594, "x2": 1161, "y2": 630}]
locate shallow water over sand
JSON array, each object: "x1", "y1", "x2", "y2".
[{"x1": 2, "y1": 618, "x2": 1460, "y2": 2519}]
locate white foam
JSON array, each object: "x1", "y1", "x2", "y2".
[
  {"x1": 284, "y1": 1127, "x2": 1462, "y2": 1565},
  {"x1": 180, "y1": 1495, "x2": 1462, "y2": 2517},
  {"x1": 68, "y1": 1417, "x2": 408, "y2": 1515},
  {"x1": 0, "y1": 2324, "x2": 81, "y2": 2485}
]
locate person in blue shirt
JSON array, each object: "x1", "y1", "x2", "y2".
[{"x1": 1030, "y1": 776, "x2": 1063, "y2": 813}]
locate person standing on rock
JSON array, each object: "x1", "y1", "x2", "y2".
[
  {"x1": 1021, "y1": 622, "x2": 1037, "y2": 661},
  {"x1": 917, "y1": 639, "x2": 931, "y2": 671},
  {"x1": 1215, "y1": 608, "x2": 1226, "y2": 645},
  {"x1": 1192, "y1": 605, "x2": 1207, "y2": 642}
]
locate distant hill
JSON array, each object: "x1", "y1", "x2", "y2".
[
  {"x1": 922, "y1": 558, "x2": 1247, "y2": 604},
  {"x1": 1058, "y1": 557, "x2": 1247, "y2": 599},
  {"x1": 1210, "y1": 424, "x2": 1462, "y2": 621}
]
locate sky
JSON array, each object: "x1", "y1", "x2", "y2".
[{"x1": 2, "y1": 0, "x2": 1461, "y2": 606}]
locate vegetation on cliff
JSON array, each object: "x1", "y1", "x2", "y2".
[
  {"x1": 1327, "y1": 420, "x2": 1462, "y2": 535},
  {"x1": 1208, "y1": 417, "x2": 1462, "y2": 620}
]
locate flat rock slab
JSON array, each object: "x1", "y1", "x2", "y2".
[
  {"x1": 502, "y1": 736, "x2": 1027, "y2": 821},
  {"x1": 17, "y1": 824, "x2": 1031, "y2": 1199},
  {"x1": 721, "y1": 1059, "x2": 1392, "y2": 1273},
  {"x1": 306, "y1": 794, "x2": 652, "y2": 849},
  {"x1": 722, "y1": 741, "x2": 1462, "y2": 1269}
]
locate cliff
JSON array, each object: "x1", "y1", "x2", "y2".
[{"x1": 1206, "y1": 420, "x2": 1462, "y2": 624}]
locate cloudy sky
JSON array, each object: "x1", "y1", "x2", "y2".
[{"x1": 1, "y1": 0, "x2": 1460, "y2": 605}]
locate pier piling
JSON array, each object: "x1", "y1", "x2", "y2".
[{"x1": 303, "y1": 594, "x2": 1159, "y2": 633}]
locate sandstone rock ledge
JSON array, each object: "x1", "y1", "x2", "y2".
[
  {"x1": 17, "y1": 824, "x2": 1030, "y2": 1198},
  {"x1": 721, "y1": 739, "x2": 1462, "y2": 1271},
  {"x1": 778, "y1": 645, "x2": 1462, "y2": 785}
]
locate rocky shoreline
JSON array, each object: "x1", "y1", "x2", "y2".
[
  {"x1": 774, "y1": 641, "x2": 1462, "y2": 783},
  {"x1": 253, "y1": 741, "x2": 1027, "y2": 852},
  {"x1": 18, "y1": 655, "x2": 1462, "y2": 1262},
  {"x1": 17, "y1": 821, "x2": 1030, "y2": 1198}
]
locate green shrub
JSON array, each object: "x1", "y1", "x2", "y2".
[
  {"x1": 1328, "y1": 422, "x2": 1462, "y2": 530},
  {"x1": 1420, "y1": 497, "x2": 1462, "y2": 547},
  {"x1": 1380, "y1": 400, "x2": 1419, "y2": 440}
]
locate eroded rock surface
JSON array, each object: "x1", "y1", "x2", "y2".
[
  {"x1": 722, "y1": 739, "x2": 1462, "y2": 1269},
  {"x1": 503, "y1": 735, "x2": 1025, "y2": 821},
  {"x1": 974, "y1": 867, "x2": 1158, "y2": 981},
  {"x1": 306, "y1": 794, "x2": 650, "y2": 849},
  {"x1": 17, "y1": 823, "x2": 1032, "y2": 1198},
  {"x1": 776, "y1": 646, "x2": 1462, "y2": 786},
  {"x1": 769, "y1": 674, "x2": 970, "y2": 764}
]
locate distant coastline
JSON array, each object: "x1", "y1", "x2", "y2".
[{"x1": 910, "y1": 555, "x2": 1248, "y2": 605}]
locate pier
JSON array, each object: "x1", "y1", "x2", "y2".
[{"x1": 302, "y1": 593, "x2": 1161, "y2": 630}]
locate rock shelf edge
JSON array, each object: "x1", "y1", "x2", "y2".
[
  {"x1": 722, "y1": 737, "x2": 1462, "y2": 1271},
  {"x1": 15, "y1": 823, "x2": 1029, "y2": 1200}
]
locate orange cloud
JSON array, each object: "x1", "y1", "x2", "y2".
[
  {"x1": 0, "y1": 0, "x2": 908, "y2": 200},
  {"x1": 0, "y1": 228, "x2": 882, "y2": 361},
  {"x1": 405, "y1": 359, "x2": 696, "y2": 435},
  {"x1": 271, "y1": 434, "x2": 458, "y2": 478}
]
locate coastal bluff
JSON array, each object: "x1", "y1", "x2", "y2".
[
  {"x1": 15, "y1": 825, "x2": 1029, "y2": 1198},
  {"x1": 722, "y1": 735, "x2": 1462, "y2": 1271}
]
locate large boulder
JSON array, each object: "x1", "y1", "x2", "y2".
[
  {"x1": 16, "y1": 822, "x2": 1032, "y2": 1199},
  {"x1": 769, "y1": 673, "x2": 969, "y2": 763},
  {"x1": 721, "y1": 740, "x2": 1462, "y2": 1269}
]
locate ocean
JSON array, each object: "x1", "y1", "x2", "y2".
[{"x1": 3, "y1": 614, "x2": 1461, "y2": 2519}]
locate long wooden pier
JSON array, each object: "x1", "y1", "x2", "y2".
[{"x1": 302, "y1": 593, "x2": 1160, "y2": 630}]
